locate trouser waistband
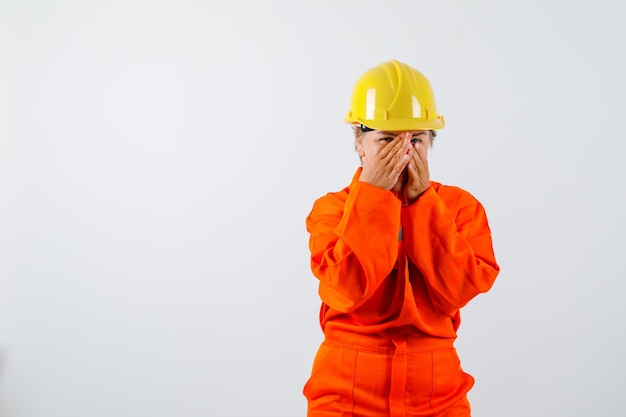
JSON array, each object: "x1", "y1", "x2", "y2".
[{"x1": 324, "y1": 326, "x2": 455, "y2": 354}]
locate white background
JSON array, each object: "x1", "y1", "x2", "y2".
[{"x1": 1, "y1": 1, "x2": 625, "y2": 416}]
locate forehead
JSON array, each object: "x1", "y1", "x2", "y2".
[{"x1": 373, "y1": 130, "x2": 429, "y2": 135}]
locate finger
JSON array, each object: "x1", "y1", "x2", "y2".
[
  {"x1": 406, "y1": 156, "x2": 419, "y2": 181},
  {"x1": 384, "y1": 135, "x2": 411, "y2": 169},
  {"x1": 412, "y1": 143, "x2": 428, "y2": 170},
  {"x1": 391, "y1": 153, "x2": 410, "y2": 178},
  {"x1": 410, "y1": 146, "x2": 429, "y2": 188},
  {"x1": 404, "y1": 152, "x2": 421, "y2": 186},
  {"x1": 390, "y1": 140, "x2": 410, "y2": 167},
  {"x1": 414, "y1": 141, "x2": 428, "y2": 158},
  {"x1": 380, "y1": 133, "x2": 409, "y2": 161}
]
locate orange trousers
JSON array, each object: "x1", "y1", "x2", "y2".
[{"x1": 304, "y1": 327, "x2": 474, "y2": 417}]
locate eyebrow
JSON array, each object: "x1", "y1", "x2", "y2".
[{"x1": 377, "y1": 131, "x2": 428, "y2": 136}]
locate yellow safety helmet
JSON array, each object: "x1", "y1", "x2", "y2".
[{"x1": 344, "y1": 59, "x2": 445, "y2": 131}]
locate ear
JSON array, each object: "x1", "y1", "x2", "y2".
[{"x1": 355, "y1": 137, "x2": 365, "y2": 157}]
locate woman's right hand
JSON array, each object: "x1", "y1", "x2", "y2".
[{"x1": 359, "y1": 133, "x2": 411, "y2": 191}]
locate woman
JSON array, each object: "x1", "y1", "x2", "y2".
[{"x1": 304, "y1": 60, "x2": 500, "y2": 417}]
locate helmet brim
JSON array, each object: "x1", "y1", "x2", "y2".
[{"x1": 345, "y1": 115, "x2": 445, "y2": 131}]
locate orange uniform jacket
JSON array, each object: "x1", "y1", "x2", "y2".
[{"x1": 306, "y1": 168, "x2": 500, "y2": 339}]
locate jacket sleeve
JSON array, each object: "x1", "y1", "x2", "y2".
[
  {"x1": 401, "y1": 186, "x2": 500, "y2": 315},
  {"x1": 306, "y1": 181, "x2": 401, "y2": 313}
]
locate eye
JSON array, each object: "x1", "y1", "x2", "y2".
[
  {"x1": 411, "y1": 137, "x2": 423, "y2": 144},
  {"x1": 379, "y1": 137, "x2": 394, "y2": 143}
]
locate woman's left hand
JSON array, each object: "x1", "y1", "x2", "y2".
[{"x1": 404, "y1": 142, "x2": 430, "y2": 205}]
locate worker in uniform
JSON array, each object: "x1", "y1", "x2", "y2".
[{"x1": 303, "y1": 59, "x2": 500, "y2": 417}]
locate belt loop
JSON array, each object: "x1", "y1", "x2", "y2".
[{"x1": 389, "y1": 329, "x2": 408, "y2": 417}]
